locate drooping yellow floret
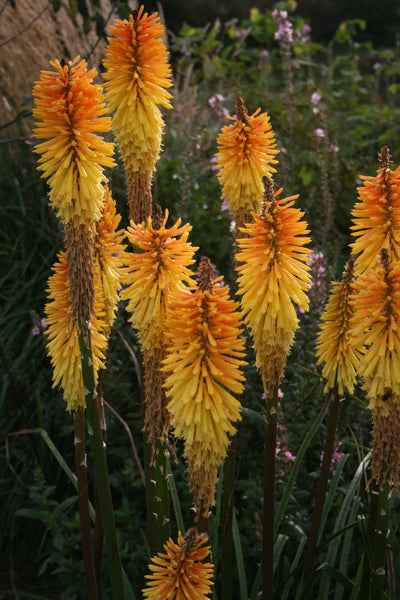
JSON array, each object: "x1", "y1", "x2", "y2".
[
  {"x1": 316, "y1": 257, "x2": 363, "y2": 394},
  {"x1": 215, "y1": 96, "x2": 279, "y2": 224},
  {"x1": 121, "y1": 210, "x2": 197, "y2": 352},
  {"x1": 44, "y1": 253, "x2": 108, "y2": 411},
  {"x1": 33, "y1": 56, "x2": 115, "y2": 227},
  {"x1": 143, "y1": 529, "x2": 213, "y2": 600},
  {"x1": 103, "y1": 6, "x2": 172, "y2": 174}
]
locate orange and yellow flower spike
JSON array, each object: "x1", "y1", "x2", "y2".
[
  {"x1": 215, "y1": 96, "x2": 279, "y2": 232},
  {"x1": 103, "y1": 6, "x2": 173, "y2": 222},
  {"x1": 316, "y1": 257, "x2": 363, "y2": 394},
  {"x1": 351, "y1": 146, "x2": 400, "y2": 276},
  {"x1": 94, "y1": 185, "x2": 126, "y2": 336},
  {"x1": 350, "y1": 248, "x2": 400, "y2": 485},
  {"x1": 235, "y1": 178, "x2": 311, "y2": 397},
  {"x1": 33, "y1": 56, "x2": 115, "y2": 228},
  {"x1": 162, "y1": 257, "x2": 247, "y2": 514},
  {"x1": 44, "y1": 252, "x2": 108, "y2": 412},
  {"x1": 122, "y1": 207, "x2": 198, "y2": 445},
  {"x1": 121, "y1": 208, "x2": 197, "y2": 353},
  {"x1": 143, "y1": 528, "x2": 213, "y2": 600}
]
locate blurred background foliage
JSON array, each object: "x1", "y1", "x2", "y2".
[{"x1": 2, "y1": 0, "x2": 400, "y2": 597}]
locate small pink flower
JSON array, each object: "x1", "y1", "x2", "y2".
[
  {"x1": 221, "y1": 199, "x2": 229, "y2": 211},
  {"x1": 311, "y1": 92, "x2": 321, "y2": 105},
  {"x1": 314, "y1": 128, "x2": 325, "y2": 140},
  {"x1": 301, "y1": 24, "x2": 311, "y2": 42},
  {"x1": 284, "y1": 451, "x2": 296, "y2": 462}
]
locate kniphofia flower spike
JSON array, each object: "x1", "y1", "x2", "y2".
[
  {"x1": 351, "y1": 146, "x2": 400, "y2": 276},
  {"x1": 44, "y1": 253, "x2": 108, "y2": 412},
  {"x1": 163, "y1": 257, "x2": 247, "y2": 515},
  {"x1": 33, "y1": 56, "x2": 115, "y2": 227},
  {"x1": 350, "y1": 249, "x2": 400, "y2": 486},
  {"x1": 103, "y1": 6, "x2": 173, "y2": 222},
  {"x1": 215, "y1": 96, "x2": 279, "y2": 231},
  {"x1": 121, "y1": 208, "x2": 197, "y2": 354},
  {"x1": 235, "y1": 178, "x2": 311, "y2": 397},
  {"x1": 316, "y1": 257, "x2": 363, "y2": 394},
  {"x1": 94, "y1": 185, "x2": 126, "y2": 336},
  {"x1": 143, "y1": 528, "x2": 213, "y2": 599}
]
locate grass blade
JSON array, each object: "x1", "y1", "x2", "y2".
[{"x1": 232, "y1": 511, "x2": 248, "y2": 600}]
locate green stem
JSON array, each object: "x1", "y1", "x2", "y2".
[
  {"x1": 302, "y1": 388, "x2": 339, "y2": 590},
  {"x1": 263, "y1": 384, "x2": 279, "y2": 600},
  {"x1": 93, "y1": 383, "x2": 106, "y2": 599},
  {"x1": 221, "y1": 438, "x2": 236, "y2": 600},
  {"x1": 370, "y1": 482, "x2": 389, "y2": 598},
  {"x1": 144, "y1": 437, "x2": 159, "y2": 555},
  {"x1": 143, "y1": 435, "x2": 171, "y2": 555},
  {"x1": 78, "y1": 316, "x2": 126, "y2": 600},
  {"x1": 197, "y1": 512, "x2": 210, "y2": 536},
  {"x1": 153, "y1": 437, "x2": 171, "y2": 547},
  {"x1": 74, "y1": 407, "x2": 98, "y2": 600},
  {"x1": 360, "y1": 476, "x2": 389, "y2": 599}
]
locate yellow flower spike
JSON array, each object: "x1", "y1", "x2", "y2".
[
  {"x1": 162, "y1": 258, "x2": 247, "y2": 513},
  {"x1": 44, "y1": 252, "x2": 108, "y2": 412},
  {"x1": 350, "y1": 248, "x2": 400, "y2": 486},
  {"x1": 94, "y1": 185, "x2": 126, "y2": 336},
  {"x1": 235, "y1": 178, "x2": 311, "y2": 397},
  {"x1": 351, "y1": 146, "x2": 400, "y2": 276},
  {"x1": 121, "y1": 207, "x2": 198, "y2": 353},
  {"x1": 103, "y1": 6, "x2": 173, "y2": 222},
  {"x1": 215, "y1": 96, "x2": 279, "y2": 231},
  {"x1": 316, "y1": 257, "x2": 364, "y2": 394},
  {"x1": 33, "y1": 56, "x2": 115, "y2": 227},
  {"x1": 350, "y1": 249, "x2": 400, "y2": 412},
  {"x1": 143, "y1": 529, "x2": 213, "y2": 600}
]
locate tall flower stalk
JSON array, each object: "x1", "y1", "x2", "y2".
[
  {"x1": 162, "y1": 257, "x2": 247, "y2": 523},
  {"x1": 103, "y1": 6, "x2": 172, "y2": 223},
  {"x1": 103, "y1": 6, "x2": 174, "y2": 553},
  {"x1": 350, "y1": 248, "x2": 400, "y2": 598},
  {"x1": 33, "y1": 57, "x2": 127, "y2": 599},
  {"x1": 349, "y1": 148, "x2": 400, "y2": 597},
  {"x1": 303, "y1": 256, "x2": 360, "y2": 588},
  {"x1": 235, "y1": 177, "x2": 311, "y2": 599},
  {"x1": 121, "y1": 207, "x2": 198, "y2": 551},
  {"x1": 215, "y1": 97, "x2": 278, "y2": 595}
]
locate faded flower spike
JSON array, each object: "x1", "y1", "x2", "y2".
[
  {"x1": 351, "y1": 146, "x2": 400, "y2": 276},
  {"x1": 316, "y1": 257, "x2": 363, "y2": 394},
  {"x1": 103, "y1": 6, "x2": 173, "y2": 221},
  {"x1": 44, "y1": 253, "x2": 108, "y2": 411},
  {"x1": 143, "y1": 528, "x2": 213, "y2": 599},
  {"x1": 163, "y1": 257, "x2": 247, "y2": 514},
  {"x1": 121, "y1": 209, "x2": 197, "y2": 353},
  {"x1": 235, "y1": 179, "x2": 311, "y2": 397},
  {"x1": 215, "y1": 96, "x2": 279, "y2": 230},
  {"x1": 33, "y1": 56, "x2": 115, "y2": 227},
  {"x1": 350, "y1": 249, "x2": 400, "y2": 485}
]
